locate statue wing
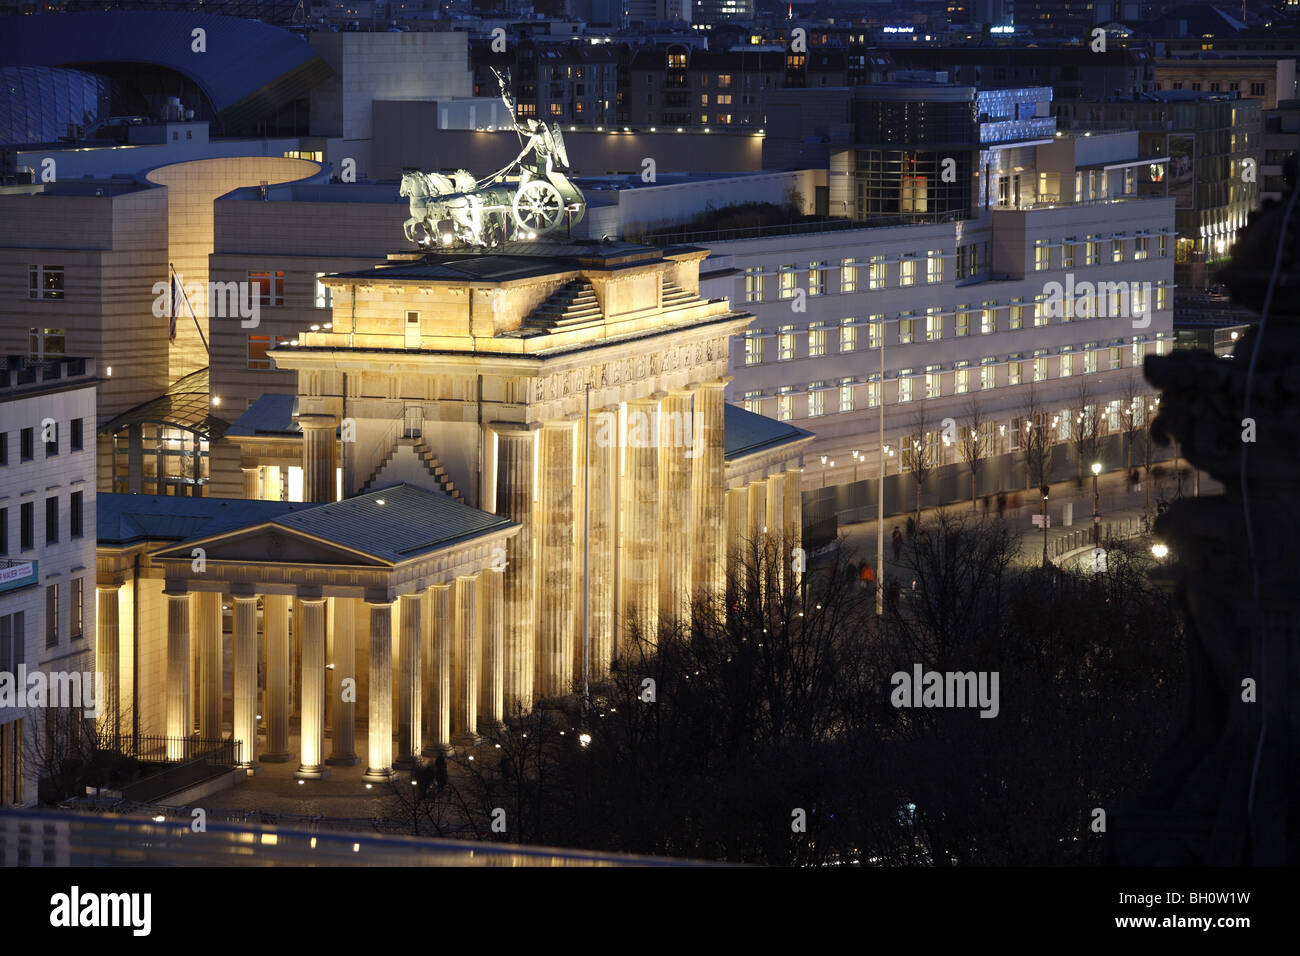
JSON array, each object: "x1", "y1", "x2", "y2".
[{"x1": 549, "y1": 123, "x2": 569, "y2": 169}]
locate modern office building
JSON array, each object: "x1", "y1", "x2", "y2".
[
  {"x1": 1, "y1": 355, "x2": 98, "y2": 808},
  {"x1": 706, "y1": 125, "x2": 1175, "y2": 507},
  {"x1": 1055, "y1": 90, "x2": 1260, "y2": 286}
]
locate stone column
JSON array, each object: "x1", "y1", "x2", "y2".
[
  {"x1": 453, "y1": 574, "x2": 480, "y2": 743},
  {"x1": 494, "y1": 424, "x2": 537, "y2": 715},
  {"x1": 621, "y1": 397, "x2": 660, "y2": 657},
  {"x1": 241, "y1": 465, "x2": 261, "y2": 500},
  {"x1": 587, "y1": 407, "x2": 616, "y2": 683},
  {"x1": 478, "y1": 568, "x2": 504, "y2": 727},
  {"x1": 746, "y1": 479, "x2": 767, "y2": 593},
  {"x1": 783, "y1": 467, "x2": 804, "y2": 591},
  {"x1": 538, "y1": 420, "x2": 575, "y2": 700},
  {"x1": 327, "y1": 597, "x2": 359, "y2": 766},
  {"x1": 690, "y1": 381, "x2": 728, "y2": 601},
  {"x1": 194, "y1": 591, "x2": 222, "y2": 741},
  {"x1": 725, "y1": 486, "x2": 748, "y2": 586},
  {"x1": 299, "y1": 415, "x2": 337, "y2": 504},
  {"x1": 232, "y1": 594, "x2": 259, "y2": 768},
  {"x1": 424, "y1": 584, "x2": 453, "y2": 754},
  {"x1": 164, "y1": 587, "x2": 191, "y2": 759},
  {"x1": 260, "y1": 594, "x2": 293, "y2": 762},
  {"x1": 95, "y1": 584, "x2": 121, "y2": 738},
  {"x1": 395, "y1": 592, "x2": 422, "y2": 768},
  {"x1": 658, "y1": 390, "x2": 694, "y2": 625},
  {"x1": 263, "y1": 466, "x2": 283, "y2": 502},
  {"x1": 296, "y1": 596, "x2": 329, "y2": 779},
  {"x1": 363, "y1": 597, "x2": 395, "y2": 782}
]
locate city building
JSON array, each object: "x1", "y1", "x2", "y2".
[
  {"x1": 1055, "y1": 90, "x2": 1260, "y2": 287},
  {"x1": 706, "y1": 125, "x2": 1175, "y2": 510},
  {"x1": 1153, "y1": 55, "x2": 1296, "y2": 110},
  {"x1": 1, "y1": 355, "x2": 98, "y2": 808}
]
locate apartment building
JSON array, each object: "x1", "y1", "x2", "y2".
[{"x1": 0, "y1": 355, "x2": 98, "y2": 807}]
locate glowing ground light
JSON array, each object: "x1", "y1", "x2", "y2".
[
  {"x1": 579, "y1": 733, "x2": 592, "y2": 747},
  {"x1": 1152, "y1": 544, "x2": 1169, "y2": 559}
]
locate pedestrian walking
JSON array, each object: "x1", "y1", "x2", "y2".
[
  {"x1": 996, "y1": 492, "x2": 1007, "y2": 517},
  {"x1": 906, "y1": 516, "x2": 916, "y2": 538},
  {"x1": 860, "y1": 561, "x2": 875, "y2": 589},
  {"x1": 891, "y1": 526, "x2": 904, "y2": 560}
]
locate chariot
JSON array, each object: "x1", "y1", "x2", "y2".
[{"x1": 400, "y1": 70, "x2": 585, "y2": 248}]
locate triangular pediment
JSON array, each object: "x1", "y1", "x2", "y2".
[{"x1": 153, "y1": 522, "x2": 389, "y2": 568}]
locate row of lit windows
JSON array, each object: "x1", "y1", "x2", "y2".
[
  {"x1": 742, "y1": 340, "x2": 1167, "y2": 422},
  {"x1": 743, "y1": 236, "x2": 1167, "y2": 303},
  {"x1": 741, "y1": 288, "x2": 1169, "y2": 366}
]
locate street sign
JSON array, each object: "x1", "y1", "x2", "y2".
[{"x1": 1031, "y1": 514, "x2": 1051, "y2": 529}]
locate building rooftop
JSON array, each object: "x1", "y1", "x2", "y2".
[
  {"x1": 723, "y1": 403, "x2": 813, "y2": 461},
  {"x1": 100, "y1": 484, "x2": 516, "y2": 563}
]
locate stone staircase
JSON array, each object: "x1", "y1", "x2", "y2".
[
  {"x1": 522, "y1": 279, "x2": 602, "y2": 332},
  {"x1": 661, "y1": 277, "x2": 698, "y2": 309},
  {"x1": 359, "y1": 437, "x2": 464, "y2": 502}
]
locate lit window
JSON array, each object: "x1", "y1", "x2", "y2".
[
  {"x1": 744, "y1": 266, "x2": 764, "y2": 302},
  {"x1": 955, "y1": 308, "x2": 970, "y2": 337},
  {"x1": 1034, "y1": 295, "x2": 1049, "y2": 327},
  {"x1": 868, "y1": 316, "x2": 883, "y2": 348},
  {"x1": 1009, "y1": 300, "x2": 1025, "y2": 330},
  {"x1": 808, "y1": 321, "x2": 827, "y2": 357},
  {"x1": 900, "y1": 255, "x2": 916, "y2": 287},
  {"x1": 954, "y1": 367, "x2": 969, "y2": 395},
  {"x1": 980, "y1": 302, "x2": 995, "y2": 334},
  {"x1": 1008, "y1": 361, "x2": 1022, "y2": 386},
  {"x1": 809, "y1": 262, "x2": 824, "y2": 296},
  {"x1": 899, "y1": 314, "x2": 915, "y2": 344},
  {"x1": 807, "y1": 382, "x2": 825, "y2": 418},
  {"x1": 1062, "y1": 239, "x2": 1076, "y2": 269},
  {"x1": 925, "y1": 307, "x2": 942, "y2": 341},
  {"x1": 1061, "y1": 353, "x2": 1073, "y2": 378},
  {"x1": 980, "y1": 362, "x2": 995, "y2": 390},
  {"x1": 897, "y1": 370, "x2": 913, "y2": 403},
  {"x1": 927, "y1": 250, "x2": 943, "y2": 283},
  {"x1": 248, "y1": 271, "x2": 284, "y2": 307},
  {"x1": 840, "y1": 317, "x2": 857, "y2": 353},
  {"x1": 868, "y1": 256, "x2": 886, "y2": 290},
  {"x1": 743, "y1": 390, "x2": 762, "y2": 414},
  {"x1": 28, "y1": 265, "x2": 65, "y2": 300},
  {"x1": 778, "y1": 325, "x2": 796, "y2": 361},
  {"x1": 743, "y1": 330, "x2": 763, "y2": 366},
  {"x1": 777, "y1": 386, "x2": 794, "y2": 421},
  {"x1": 841, "y1": 258, "x2": 858, "y2": 293},
  {"x1": 314, "y1": 273, "x2": 333, "y2": 309},
  {"x1": 1034, "y1": 239, "x2": 1050, "y2": 272},
  {"x1": 839, "y1": 378, "x2": 856, "y2": 412},
  {"x1": 779, "y1": 264, "x2": 797, "y2": 299}
]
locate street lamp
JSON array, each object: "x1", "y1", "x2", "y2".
[
  {"x1": 1151, "y1": 543, "x2": 1169, "y2": 560},
  {"x1": 1090, "y1": 461, "x2": 1102, "y2": 548},
  {"x1": 1041, "y1": 484, "x2": 1051, "y2": 567}
]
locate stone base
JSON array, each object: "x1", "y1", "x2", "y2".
[
  {"x1": 325, "y1": 753, "x2": 360, "y2": 767},
  {"x1": 362, "y1": 767, "x2": 396, "y2": 783},
  {"x1": 393, "y1": 754, "x2": 424, "y2": 770},
  {"x1": 259, "y1": 751, "x2": 295, "y2": 763},
  {"x1": 295, "y1": 766, "x2": 332, "y2": 780},
  {"x1": 453, "y1": 732, "x2": 483, "y2": 748},
  {"x1": 421, "y1": 742, "x2": 455, "y2": 758}
]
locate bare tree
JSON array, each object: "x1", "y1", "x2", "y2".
[
  {"x1": 957, "y1": 397, "x2": 988, "y2": 510},
  {"x1": 1022, "y1": 384, "x2": 1053, "y2": 492},
  {"x1": 900, "y1": 409, "x2": 935, "y2": 522},
  {"x1": 1070, "y1": 380, "x2": 1103, "y2": 484},
  {"x1": 1119, "y1": 373, "x2": 1144, "y2": 473}
]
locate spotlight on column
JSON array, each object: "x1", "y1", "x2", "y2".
[
  {"x1": 579, "y1": 733, "x2": 592, "y2": 747},
  {"x1": 152, "y1": 815, "x2": 165, "y2": 822}
]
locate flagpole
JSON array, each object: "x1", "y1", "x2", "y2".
[
  {"x1": 170, "y1": 263, "x2": 209, "y2": 354},
  {"x1": 582, "y1": 383, "x2": 591, "y2": 713}
]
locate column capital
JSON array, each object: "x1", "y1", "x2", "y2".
[
  {"x1": 162, "y1": 583, "x2": 190, "y2": 598},
  {"x1": 230, "y1": 586, "x2": 258, "y2": 601},
  {"x1": 490, "y1": 420, "x2": 542, "y2": 434},
  {"x1": 297, "y1": 413, "x2": 339, "y2": 432},
  {"x1": 96, "y1": 582, "x2": 123, "y2": 594},
  {"x1": 363, "y1": 591, "x2": 395, "y2": 607},
  {"x1": 297, "y1": 589, "x2": 327, "y2": 604}
]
